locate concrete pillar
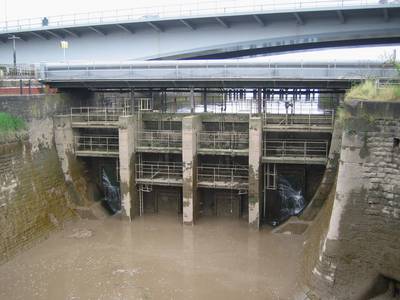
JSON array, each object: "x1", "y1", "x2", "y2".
[
  {"x1": 248, "y1": 117, "x2": 263, "y2": 229},
  {"x1": 53, "y1": 116, "x2": 75, "y2": 182},
  {"x1": 190, "y1": 87, "x2": 195, "y2": 113},
  {"x1": 118, "y1": 115, "x2": 137, "y2": 220},
  {"x1": 182, "y1": 115, "x2": 201, "y2": 225},
  {"x1": 203, "y1": 88, "x2": 207, "y2": 112}
]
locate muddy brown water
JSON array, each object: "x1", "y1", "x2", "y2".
[{"x1": 0, "y1": 215, "x2": 305, "y2": 300}]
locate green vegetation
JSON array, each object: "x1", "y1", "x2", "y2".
[
  {"x1": 0, "y1": 112, "x2": 27, "y2": 143},
  {"x1": 0, "y1": 112, "x2": 26, "y2": 133},
  {"x1": 345, "y1": 80, "x2": 400, "y2": 102}
]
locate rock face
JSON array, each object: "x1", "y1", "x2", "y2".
[
  {"x1": 0, "y1": 94, "x2": 78, "y2": 265},
  {"x1": 310, "y1": 100, "x2": 400, "y2": 299}
]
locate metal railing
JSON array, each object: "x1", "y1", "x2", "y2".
[
  {"x1": 74, "y1": 136, "x2": 119, "y2": 154},
  {"x1": 41, "y1": 61, "x2": 399, "y2": 82},
  {"x1": 264, "y1": 111, "x2": 334, "y2": 127},
  {"x1": 70, "y1": 106, "x2": 131, "y2": 124},
  {"x1": 263, "y1": 139, "x2": 329, "y2": 159},
  {"x1": 1, "y1": 0, "x2": 395, "y2": 33},
  {"x1": 197, "y1": 164, "x2": 248, "y2": 189},
  {"x1": 136, "y1": 161, "x2": 183, "y2": 184},
  {"x1": 0, "y1": 64, "x2": 38, "y2": 79},
  {"x1": 136, "y1": 130, "x2": 182, "y2": 150},
  {"x1": 198, "y1": 131, "x2": 249, "y2": 151},
  {"x1": 376, "y1": 79, "x2": 400, "y2": 89}
]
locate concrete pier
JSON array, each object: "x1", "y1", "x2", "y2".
[
  {"x1": 53, "y1": 116, "x2": 75, "y2": 182},
  {"x1": 182, "y1": 115, "x2": 201, "y2": 225},
  {"x1": 248, "y1": 116, "x2": 263, "y2": 228},
  {"x1": 119, "y1": 115, "x2": 137, "y2": 220}
]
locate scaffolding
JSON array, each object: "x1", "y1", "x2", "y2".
[
  {"x1": 135, "y1": 98, "x2": 153, "y2": 112},
  {"x1": 136, "y1": 160, "x2": 183, "y2": 186},
  {"x1": 136, "y1": 130, "x2": 182, "y2": 151},
  {"x1": 70, "y1": 106, "x2": 132, "y2": 126},
  {"x1": 263, "y1": 139, "x2": 329, "y2": 159},
  {"x1": 198, "y1": 131, "x2": 249, "y2": 151},
  {"x1": 74, "y1": 136, "x2": 119, "y2": 156},
  {"x1": 197, "y1": 164, "x2": 248, "y2": 190},
  {"x1": 265, "y1": 163, "x2": 277, "y2": 190}
]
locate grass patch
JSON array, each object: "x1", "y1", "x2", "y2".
[
  {"x1": 345, "y1": 80, "x2": 400, "y2": 102},
  {"x1": 0, "y1": 112, "x2": 27, "y2": 143},
  {"x1": 0, "y1": 112, "x2": 26, "y2": 133}
]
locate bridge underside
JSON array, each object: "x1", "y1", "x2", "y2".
[{"x1": 1, "y1": 5, "x2": 399, "y2": 63}]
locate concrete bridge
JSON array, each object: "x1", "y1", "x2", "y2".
[
  {"x1": 40, "y1": 60, "x2": 398, "y2": 89},
  {"x1": 0, "y1": 1, "x2": 400, "y2": 63}
]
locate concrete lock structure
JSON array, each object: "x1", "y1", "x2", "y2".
[{"x1": 53, "y1": 87, "x2": 337, "y2": 228}]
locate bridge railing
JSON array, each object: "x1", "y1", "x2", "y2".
[
  {"x1": 41, "y1": 62, "x2": 399, "y2": 81},
  {"x1": 263, "y1": 139, "x2": 329, "y2": 159},
  {"x1": 136, "y1": 161, "x2": 183, "y2": 184},
  {"x1": 198, "y1": 131, "x2": 249, "y2": 151},
  {"x1": 70, "y1": 106, "x2": 131, "y2": 125},
  {"x1": 74, "y1": 136, "x2": 119, "y2": 154},
  {"x1": 136, "y1": 130, "x2": 182, "y2": 150},
  {"x1": 0, "y1": 64, "x2": 38, "y2": 79},
  {"x1": 197, "y1": 164, "x2": 249, "y2": 190},
  {"x1": 1, "y1": 0, "x2": 395, "y2": 33},
  {"x1": 264, "y1": 111, "x2": 334, "y2": 128}
]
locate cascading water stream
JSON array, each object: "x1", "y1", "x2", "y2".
[
  {"x1": 277, "y1": 177, "x2": 305, "y2": 223},
  {"x1": 101, "y1": 169, "x2": 121, "y2": 214}
]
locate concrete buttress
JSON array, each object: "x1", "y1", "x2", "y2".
[
  {"x1": 248, "y1": 116, "x2": 262, "y2": 228},
  {"x1": 182, "y1": 115, "x2": 201, "y2": 225},
  {"x1": 119, "y1": 115, "x2": 137, "y2": 220}
]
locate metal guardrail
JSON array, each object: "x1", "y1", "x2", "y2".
[
  {"x1": 199, "y1": 131, "x2": 249, "y2": 151},
  {"x1": 0, "y1": 64, "x2": 38, "y2": 79},
  {"x1": 1, "y1": 0, "x2": 395, "y2": 33},
  {"x1": 74, "y1": 136, "x2": 119, "y2": 154},
  {"x1": 136, "y1": 161, "x2": 183, "y2": 184},
  {"x1": 376, "y1": 79, "x2": 400, "y2": 89},
  {"x1": 136, "y1": 130, "x2": 182, "y2": 150},
  {"x1": 41, "y1": 61, "x2": 399, "y2": 82},
  {"x1": 263, "y1": 139, "x2": 329, "y2": 159},
  {"x1": 70, "y1": 106, "x2": 131, "y2": 124},
  {"x1": 197, "y1": 164, "x2": 248, "y2": 189},
  {"x1": 264, "y1": 111, "x2": 334, "y2": 127}
]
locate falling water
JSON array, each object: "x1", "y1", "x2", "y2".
[
  {"x1": 101, "y1": 169, "x2": 121, "y2": 214},
  {"x1": 277, "y1": 177, "x2": 305, "y2": 223}
]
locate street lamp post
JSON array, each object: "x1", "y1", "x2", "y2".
[
  {"x1": 8, "y1": 35, "x2": 21, "y2": 73},
  {"x1": 60, "y1": 40, "x2": 69, "y2": 62}
]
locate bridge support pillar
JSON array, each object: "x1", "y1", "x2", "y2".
[
  {"x1": 248, "y1": 116, "x2": 263, "y2": 229},
  {"x1": 119, "y1": 115, "x2": 137, "y2": 221},
  {"x1": 203, "y1": 88, "x2": 207, "y2": 112},
  {"x1": 182, "y1": 115, "x2": 201, "y2": 225}
]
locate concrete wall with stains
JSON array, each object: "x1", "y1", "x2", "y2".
[
  {"x1": 0, "y1": 94, "x2": 78, "y2": 265},
  {"x1": 310, "y1": 100, "x2": 400, "y2": 299},
  {"x1": 182, "y1": 115, "x2": 201, "y2": 225},
  {"x1": 248, "y1": 116, "x2": 262, "y2": 228}
]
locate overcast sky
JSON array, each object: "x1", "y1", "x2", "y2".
[{"x1": 1, "y1": 0, "x2": 399, "y2": 62}]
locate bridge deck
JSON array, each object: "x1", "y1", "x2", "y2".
[{"x1": 40, "y1": 61, "x2": 398, "y2": 89}]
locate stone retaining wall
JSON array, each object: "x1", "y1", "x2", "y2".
[{"x1": 310, "y1": 100, "x2": 400, "y2": 299}]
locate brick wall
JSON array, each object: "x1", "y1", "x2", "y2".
[{"x1": 310, "y1": 100, "x2": 400, "y2": 299}]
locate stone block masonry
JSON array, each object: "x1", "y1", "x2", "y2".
[
  {"x1": 0, "y1": 94, "x2": 80, "y2": 265},
  {"x1": 310, "y1": 100, "x2": 400, "y2": 299},
  {"x1": 0, "y1": 142, "x2": 74, "y2": 264}
]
